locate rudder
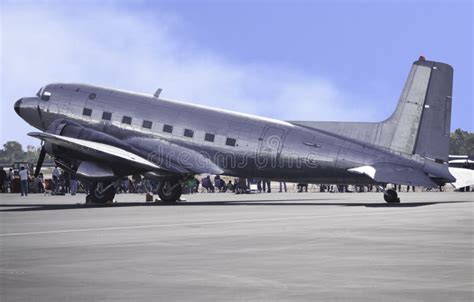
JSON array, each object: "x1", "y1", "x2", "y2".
[{"x1": 412, "y1": 59, "x2": 453, "y2": 162}]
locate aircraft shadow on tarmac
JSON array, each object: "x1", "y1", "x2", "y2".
[{"x1": 0, "y1": 199, "x2": 471, "y2": 212}]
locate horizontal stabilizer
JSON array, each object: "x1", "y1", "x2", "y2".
[
  {"x1": 348, "y1": 163, "x2": 438, "y2": 187},
  {"x1": 448, "y1": 167, "x2": 474, "y2": 189}
]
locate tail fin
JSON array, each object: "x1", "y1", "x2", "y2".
[
  {"x1": 379, "y1": 57, "x2": 453, "y2": 162},
  {"x1": 290, "y1": 57, "x2": 453, "y2": 162}
]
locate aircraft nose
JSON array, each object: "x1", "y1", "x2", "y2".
[{"x1": 14, "y1": 98, "x2": 22, "y2": 115}]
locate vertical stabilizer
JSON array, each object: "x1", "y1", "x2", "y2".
[
  {"x1": 290, "y1": 57, "x2": 453, "y2": 162},
  {"x1": 378, "y1": 58, "x2": 453, "y2": 162}
]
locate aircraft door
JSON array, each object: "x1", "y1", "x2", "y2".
[{"x1": 257, "y1": 126, "x2": 287, "y2": 169}]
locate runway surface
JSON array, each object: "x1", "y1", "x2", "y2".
[{"x1": 1, "y1": 192, "x2": 473, "y2": 301}]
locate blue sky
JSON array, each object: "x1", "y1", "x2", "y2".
[{"x1": 1, "y1": 0, "x2": 472, "y2": 147}]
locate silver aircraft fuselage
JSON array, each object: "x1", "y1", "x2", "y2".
[{"x1": 16, "y1": 83, "x2": 427, "y2": 184}]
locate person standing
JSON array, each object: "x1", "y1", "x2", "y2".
[
  {"x1": 0, "y1": 168, "x2": 6, "y2": 193},
  {"x1": 257, "y1": 180, "x2": 262, "y2": 193},
  {"x1": 70, "y1": 173, "x2": 77, "y2": 195},
  {"x1": 59, "y1": 171, "x2": 66, "y2": 194},
  {"x1": 214, "y1": 175, "x2": 221, "y2": 192},
  {"x1": 279, "y1": 181, "x2": 287, "y2": 193},
  {"x1": 263, "y1": 180, "x2": 271, "y2": 193},
  {"x1": 37, "y1": 173, "x2": 45, "y2": 193},
  {"x1": 201, "y1": 176, "x2": 209, "y2": 192},
  {"x1": 206, "y1": 175, "x2": 215, "y2": 193},
  {"x1": 194, "y1": 177, "x2": 200, "y2": 193},
  {"x1": 8, "y1": 169, "x2": 14, "y2": 193},
  {"x1": 226, "y1": 180, "x2": 234, "y2": 192},
  {"x1": 19, "y1": 167, "x2": 29, "y2": 196},
  {"x1": 52, "y1": 166, "x2": 60, "y2": 193},
  {"x1": 64, "y1": 172, "x2": 71, "y2": 194},
  {"x1": 234, "y1": 178, "x2": 240, "y2": 193}
]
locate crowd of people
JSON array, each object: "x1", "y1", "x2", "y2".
[
  {"x1": 0, "y1": 166, "x2": 79, "y2": 196},
  {"x1": 0, "y1": 166, "x2": 448, "y2": 197}
]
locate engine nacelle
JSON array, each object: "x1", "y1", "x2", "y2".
[
  {"x1": 43, "y1": 119, "x2": 132, "y2": 166},
  {"x1": 46, "y1": 119, "x2": 130, "y2": 149}
]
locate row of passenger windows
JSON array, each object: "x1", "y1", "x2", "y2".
[{"x1": 82, "y1": 107, "x2": 236, "y2": 146}]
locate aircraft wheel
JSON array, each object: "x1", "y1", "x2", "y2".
[
  {"x1": 86, "y1": 182, "x2": 116, "y2": 204},
  {"x1": 157, "y1": 179, "x2": 182, "y2": 203},
  {"x1": 383, "y1": 189, "x2": 400, "y2": 204}
]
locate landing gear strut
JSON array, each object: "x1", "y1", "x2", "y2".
[
  {"x1": 157, "y1": 179, "x2": 182, "y2": 203},
  {"x1": 383, "y1": 188, "x2": 400, "y2": 204},
  {"x1": 86, "y1": 181, "x2": 116, "y2": 204}
]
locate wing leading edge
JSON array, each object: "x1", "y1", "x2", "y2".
[{"x1": 29, "y1": 132, "x2": 160, "y2": 170}]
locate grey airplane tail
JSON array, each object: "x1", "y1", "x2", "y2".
[{"x1": 291, "y1": 57, "x2": 453, "y2": 162}]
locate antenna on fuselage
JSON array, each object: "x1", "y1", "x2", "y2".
[{"x1": 154, "y1": 88, "x2": 162, "y2": 98}]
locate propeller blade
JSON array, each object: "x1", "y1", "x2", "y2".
[{"x1": 35, "y1": 147, "x2": 46, "y2": 177}]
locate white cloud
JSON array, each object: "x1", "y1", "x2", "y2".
[{"x1": 0, "y1": 2, "x2": 378, "y2": 146}]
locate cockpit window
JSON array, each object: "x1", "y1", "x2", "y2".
[
  {"x1": 41, "y1": 91, "x2": 51, "y2": 101},
  {"x1": 36, "y1": 86, "x2": 51, "y2": 101}
]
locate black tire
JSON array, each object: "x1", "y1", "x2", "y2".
[
  {"x1": 86, "y1": 182, "x2": 116, "y2": 204},
  {"x1": 157, "y1": 180, "x2": 182, "y2": 203},
  {"x1": 383, "y1": 189, "x2": 400, "y2": 204}
]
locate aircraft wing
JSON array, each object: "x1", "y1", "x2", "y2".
[
  {"x1": 348, "y1": 163, "x2": 438, "y2": 188},
  {"x1": 28, "y1": 132, "x2": 224, "y2": 176},
  {"x1": 29, "y1": 132, "x2": 161, "y2": 171},
  {"x1": 125, "y1": 137, "x2": 224, "y2": 175}
]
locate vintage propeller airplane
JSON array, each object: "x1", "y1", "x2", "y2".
[{"x1": 14, "y1": 57, "x2": 471, "y2": 204}]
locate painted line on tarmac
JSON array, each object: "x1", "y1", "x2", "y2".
[{"x1": 0, "y1": 207, "x2": 461, "y2": 237}]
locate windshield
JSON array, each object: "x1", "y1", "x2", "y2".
[{"x1": 36, "y1": 87, "x2": 51, "y2": 101}]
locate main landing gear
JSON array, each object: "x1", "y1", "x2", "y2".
[
  {"x1": 383, "y1": 188, "x2": 400, "y2": 204},
  {"x1": 86, "y1": 181, "x2": 116, "y2": 204},
  {"x1": 85, "y1": 179, "x2": 184, "y2": 204},
  {"x1": 157, "y1": 179, "x2": 182, "y2": 203}
]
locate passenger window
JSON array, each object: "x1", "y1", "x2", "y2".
[
  {"x1": 102, "y1": 112, "x2": 112, "y2": 121},
  {"x1": 226, "y1": 138, "x2": 236, "y2": 147},
  {"x1": 122, "y1": 116, "x2": 132, "y2": 125},
  {"x1": 184, "y1": 129, "x2": 194, "y2": 138},
  {"x1": 82, "y1": 108, "x2": 92, "y2": 116},
  {"x1": 88, "y1": 93, "x2": 96, "y2": 100},
  {"x1": 163, "y1": 124, "x2": 173, "y2": 133},
  {"x1": 205, "y1": 133, "x2": 215, "y2": 142},
  {"x1": 142, "y1": 120, "x2": 153, "y2": 129}
]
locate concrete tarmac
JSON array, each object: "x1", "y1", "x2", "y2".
[{"x1": 0, "y1": 192, "x2": 473, "y2": 301}]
